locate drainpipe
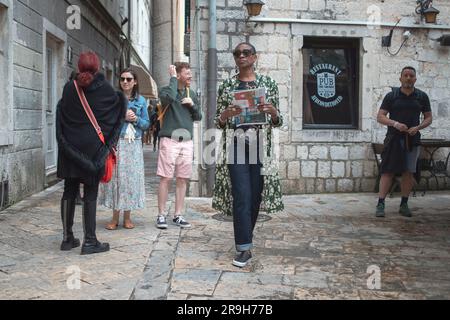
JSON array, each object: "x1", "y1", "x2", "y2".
[
  {"x1": 171, "y1": 0, "x2": 175, "y2": 63},
  {"x1": 127, "y1": 0, "x2": 132, "y2": 66},
  {"x1": 195, "y1": 0, "x2": 206, "y2": 197},
  {"x1": 206, "y1": 0, "x2": 217, "y2": 196}
]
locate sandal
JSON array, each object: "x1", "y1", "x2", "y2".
[
  {"x1": 105, "y1": 222, "x2": 119, "y2": 230},
  {"x1": 123, "y1": 220, "x2": 135, "y2": 229}
]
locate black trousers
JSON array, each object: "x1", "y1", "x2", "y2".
[{"x1": 62, "y1": 178, "x2": 99, "y2": 202}]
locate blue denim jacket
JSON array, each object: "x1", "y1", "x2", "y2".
[{"x1": 120, "y1": 95, "x2": 150, "y2": 139}]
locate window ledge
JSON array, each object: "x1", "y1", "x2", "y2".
[{"x1": 292, "y1": 128, "x2": 372, "y2": 143}]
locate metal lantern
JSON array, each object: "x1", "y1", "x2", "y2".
[{"x1": 244, "y1": 0, "x2": 265, "y2": 17}]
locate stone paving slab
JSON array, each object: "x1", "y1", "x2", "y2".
[
  {"x1": 0, "y1": 146, "x2": 166, "y2": 300},
  {"x1": 1, "y1": 145, "x2": 450, "y2": 300},
  {"x1": 163, "y1": 194, "x2": 450, "y2": 300}
]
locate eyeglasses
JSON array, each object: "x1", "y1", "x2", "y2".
[
  {"x1": 233, "y1": 49, "x2": 255, "y2": 58},
  {"x1": 120, "y1": 77, "x2": 134, "y2": 83}
]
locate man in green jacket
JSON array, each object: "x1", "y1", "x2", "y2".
[{"x1": 156, "y1": 62, "x2": 202, "y2": 229}]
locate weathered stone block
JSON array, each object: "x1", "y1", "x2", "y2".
[
  {"x1": 297, "y1": 146, "x2": 308, "y2": 160},
  {"x1": 325, "y1": 179, "x2": 337, "y2": 193},
  {"x1": 13, "y1": 43, "x2": 42, "y2": 72},
  {"x1": 13, "y1": 130, "x2": 42, "y2": 152},
  {"x1": 337, "y1": 179, "x2": 354, "y2": 192},
  {"x1": 309, "y1": 146, "x2": 328, "y2": 160},
  {"x1": 315, "y1": 178, "x2": 325, "y2": 193},
  {"x1": 290, "y1": 0, "x2": 309, "y2": 10},
  {"x1": 283, "y1": 144, "x2": 296, "y2": 160},
  {"x1": 317, "y1": 161, "x2": 331, "y2": 178},
  {"x1": 301, "y1": 161, "x2": 316, "y2": 178},
  {"x1": 288, "y1": 161, "x2": 301, "y2": 179},
  {"x1": 13, "y1": 109, "x2": 42, "y2": 131},
  {"x1": 309, "y1": 0, "x2": 326, "y2": 11},
  {"x1": 305, "y1": 178, "x2": 315, "y2": 193},
  {"x1": 361, "y1": 178, "x2": 377, "y2": 192},
  {"x1": 330, "y1": 146, "x2": 349, "y2": 160},
  {"x1": 351, "y1": 161, "x2": 363, "y2": 178},
  {"x1": 331, "y1": 161, "x2": 345, "y2": 178},
  {"x1": 278, "y1": 161, "x2": 287, "y2": 179},
  {"x1": 349, "y1": 145, "x2": 366, "y2": 160}
]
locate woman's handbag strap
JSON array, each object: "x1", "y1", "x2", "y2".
[{"x1": 74, "y1": 80, "x2": 106, "y2": 145}]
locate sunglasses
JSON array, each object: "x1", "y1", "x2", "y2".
[
  {"x1": 233, "y1": 49, "x2": 255, "y2": 58},
  {"x1": 120, "y1": 77, "x2": 134, "y2": 83}
]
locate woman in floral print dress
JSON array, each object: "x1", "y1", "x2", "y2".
[
  {"x1": 99, "y1": 68, "x2": 150, "y2": 230},
  {"x1": 213, "y1": 42, "x2": 284, "y2": 268}
]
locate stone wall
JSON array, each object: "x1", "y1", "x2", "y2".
[
  {"x1": 0, "y1": 0, "x2": 125, "y2": 208},
  {"x1": 190, "y1": 0, "x2": 450, "y2": 195}
]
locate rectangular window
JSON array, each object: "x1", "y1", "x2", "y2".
[{"x1": 303, "y1": 37, "x2": 360, "y2": 129}]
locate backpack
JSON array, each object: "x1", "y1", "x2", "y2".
[{"x1": 390, "y1": 87, "x2": 426, "y2": 101}]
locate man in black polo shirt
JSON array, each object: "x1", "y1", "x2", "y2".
[{"x1": 376, "y1": 66, "x2": 433, "y2": 217}]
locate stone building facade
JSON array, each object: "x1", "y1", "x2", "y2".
[
  {"x1": 188, "y1": 0, "x2": 450, "y2": 195},
  {"x1": 0, "y1": 0, "x2": 153, "y2": 209}
]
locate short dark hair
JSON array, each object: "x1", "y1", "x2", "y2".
[
  {"x1": 234, "y1": 42, "x2": 257, "y2": 54},
  {"x1": 401, "y1": 66, "x2": 416, "y2": 75},
  {"x1": 175, "y1": 62, "x2": 191, "y2": 74}
]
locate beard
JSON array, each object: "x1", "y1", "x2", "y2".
[{"x1": 402, "y1": 83, "x2": 414, "y2": 89}]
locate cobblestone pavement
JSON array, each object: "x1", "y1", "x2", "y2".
[
  {"x1": 1, "y1": 146, "x2": 450, "y2": 300},
  {"x1": 161, "y1": 194, "x2": 450, "y2": 300},
  {"x1": 0, "y1": 145, "x2": 164, "y2": 300}
]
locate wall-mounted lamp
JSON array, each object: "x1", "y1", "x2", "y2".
[
  {"x1": 244, "y1": 0, "x2": 265, "y2": 17},
  {"x1": 67, "y1": 46, "x2": 73, "y2": 65},
  {"x1": 416, "y1": 0, "x2": 440, "y2": 24},
  {"x1": 381, "y1": 20, "x2": 412, "y2": 56}
]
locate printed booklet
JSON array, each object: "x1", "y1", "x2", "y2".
[{"x1": 232, "y1": 87, "x2": 267, "y2": 127}]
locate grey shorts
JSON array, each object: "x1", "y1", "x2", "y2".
[{"x1": 399, "y1": 140, "x2": 421, "y2": 173}]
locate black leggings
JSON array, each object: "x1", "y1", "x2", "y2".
[{"x1": 62, "y1": 178, "x2": 99, "y2": 202}]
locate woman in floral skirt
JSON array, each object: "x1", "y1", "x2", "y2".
[{"x1": 100, "y1": 68, "x2": 150, "y2": 230}]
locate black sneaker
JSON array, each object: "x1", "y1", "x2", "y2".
[
  {"x1": 156, "y1": 215, "x2": 168, "y2": 229},
  {"x1": 173, "y1": 216, "x2": 191, "y2": 228},
  {"x1": 232, "y1": 250, "x2": 252, "y2": 268},
  {"x1": 399, "y1": 203, "x2": 412, "y2": 217},
  {"x1": 375, "y1": 203, "x2": 385, "y2": 217}
]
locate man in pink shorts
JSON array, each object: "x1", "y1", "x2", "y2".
[{"x1": 156, "y1": 63, "x2": 202, "y2": 229}]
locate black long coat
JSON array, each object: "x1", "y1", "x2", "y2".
[{"x1": 56, "y1": 73, "x2": 127, "y2": 185}]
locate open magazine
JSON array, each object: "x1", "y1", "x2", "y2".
[{"x1": 232, "y1": 87, "x2": 267, "y2": 127}]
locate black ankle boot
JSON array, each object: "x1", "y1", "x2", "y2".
[
  {"x1": 60, "y1": 199, "x2": 81, "y2": 251},
  {"x1": 81, "y1": 199, "x2": 110, "y2": 255}
]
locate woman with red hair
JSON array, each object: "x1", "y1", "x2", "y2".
[{"x1": 56, "y1": 52, "x2": 127, "y2": 255}]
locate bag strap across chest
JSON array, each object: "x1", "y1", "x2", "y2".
[{"x1": 74, "y1": 80, "x2": 106, "y2": 145}]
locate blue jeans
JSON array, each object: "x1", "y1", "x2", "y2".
[{"x1": 228, "y1": 140, "x2": 264, "y2": 252}]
